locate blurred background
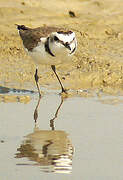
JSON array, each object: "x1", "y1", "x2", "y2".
[{"x1": 0, "y1": 1, "x2": 123, "y2": 180}]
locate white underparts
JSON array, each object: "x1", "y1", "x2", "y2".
[{"x1": 25, "y1": 32, "x2": 77, "y2": 66}]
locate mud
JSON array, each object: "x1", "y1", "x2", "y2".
[{"x1": 1, "y1": 0, "x2": 123, "y2": 95}]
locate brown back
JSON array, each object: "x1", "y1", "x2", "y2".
[{"x1": 19, "y1": 26, "x2": 64, "y2": 51}]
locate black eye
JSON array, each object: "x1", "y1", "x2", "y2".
[{"x1": 54, "y1": 36, "x2": 59, "y2": 41}]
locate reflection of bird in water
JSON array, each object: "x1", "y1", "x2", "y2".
[
  {"x1": 33, "y1": 95, "x2": 64, "y2": 130},
  {"x1": 50, "y1": 97, "x2": 63, "y2": 130},
  {"x1": 15, "y1": 96, "x2": 74, "y2": 173}
]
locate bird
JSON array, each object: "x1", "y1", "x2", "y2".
[{"x1": 16, "y1": 24, "x2": 77, "y2": 97}]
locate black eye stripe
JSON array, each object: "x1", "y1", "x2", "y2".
[
  {"x1": 54, "y1": 36, "x2": 59, "y2": 41},
  {"x1": 53, "y1": 36, "x2": 76, "y2": 47}
]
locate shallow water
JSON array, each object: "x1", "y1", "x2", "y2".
[{"x1": 0, "y1": 89, "x2": 122, "y2": 180}]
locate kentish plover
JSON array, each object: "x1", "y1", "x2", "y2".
[{"x1": 16, "y1": 24, "x2": 77, "y2": 97}]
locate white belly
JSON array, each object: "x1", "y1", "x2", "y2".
[{"x1": 27, "y1": 43, "x2": 70, "y2": 66}]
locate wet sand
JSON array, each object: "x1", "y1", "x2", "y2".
[{"x1": 1, "y1": 0, "x2": 123, "y2": 95}]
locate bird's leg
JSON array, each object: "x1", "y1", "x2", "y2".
[
  {"x1": 51, "y1": 65, "x2": 66, "y2": 93},
  {"x1": 34, "y1": 68, "x2": 41, "y2": 97}
]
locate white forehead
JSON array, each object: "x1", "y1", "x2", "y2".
[{"x1": 52, "y1": 32, "x2": 75, "y2": 43}]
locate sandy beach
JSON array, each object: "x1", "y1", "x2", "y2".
[{"x1": 1, "y1": 0, "x2": 123, "y2": 95}]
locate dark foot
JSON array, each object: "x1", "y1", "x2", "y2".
[
  {"x1": 61, "y1": 87, "x2": 67, "y2": 94},
  {"x1": 59, "y1": 88, "x2": 68, "y2": 96}
]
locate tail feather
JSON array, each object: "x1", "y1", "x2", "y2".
[{"x1": 15, "y1": 24, "x2": 29, "y2": 30}]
